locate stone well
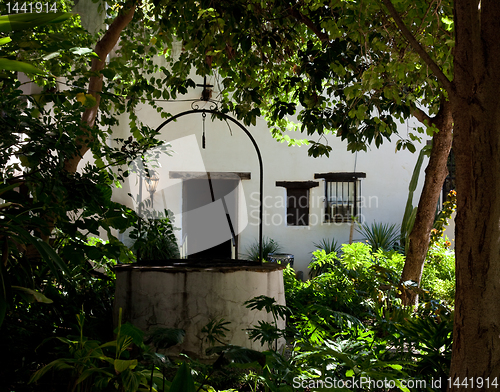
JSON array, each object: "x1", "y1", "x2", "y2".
[{"x1": 114, "y1": 261, "x2": 286, "y2": 358}]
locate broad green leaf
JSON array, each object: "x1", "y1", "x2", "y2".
[
  {"x1": 98, "y1": 355, "x2": 116, "y2": 364},
  {"x1": 0, "y1": 202, "x2": 13, "y2": 210},
  {"x1": 169, "y1": 362, "x2": 196, "y2": 392},
  {"x1": 11, "y1": 286, "x2": 53, "y2": 303},
  {"x1": 99, "y1": 340, "x2": 117, "y2": 349},
  {"x1": 0, "y1": 37, "x2": 12, "y2": 45},
  {"x1": 76, "y1": 92, "x2": 86, "y2": 104},
  {"x1": 0, "y1": 12, "x2": 74, "y2": 33},
  {"x1": 0, "y1": 183, "x2": 19, "y2": 195},
  {"x1": 406, "y1": 142, "x2": 416, "y2": 153},
  {"x1": 4, "y1": 223, "x2": 71, "y2": 278},
  {"x1": 42, "y1": 51, "x2": 61, "y2": 60},
  {"x1": 114, "y1": 359, "x2": 137, "y2": 373},
  {"x1": 0, "y1": 58, "x2": 45, "y2": 75},
  {"x1": 76, "y1": 367, "x2": 114, "y2": 384},
  {"x1": 29, "y1": 358, "x2": 74, "y2": 384},
  {"x1": 116, "y1": 322, "x2": 145, "y2": 347},
  {"x1": 76, "y1": 92, "x2": 97, "y2": 108},
  {"x1": 70, "y1": 47, "x2": 95, "y2": 56}
]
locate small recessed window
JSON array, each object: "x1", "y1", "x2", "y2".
[
  {"x1": 314, "y1": 173, "x2": 365, "y2": 223},
  {"x1": 276, "y1": 181, "x2": 319, "y2": 226}
]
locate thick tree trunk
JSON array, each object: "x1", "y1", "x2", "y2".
[
  {"x1": 25, "y1": 5, "x2": 136, "y2": 258},
  {"x1": 399, "y1": 102, "x2": 453, "y2": 306},
  {"x1": 449, "y1": 0, "x2": 500, "y2": 388},
  {"x1": 381, "y1": 0, "x2": 456, "y2": 307},
  {"x1": 63, "y1": 4, "x2": 136, "y2": 173}
]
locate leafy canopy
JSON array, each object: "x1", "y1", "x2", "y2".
[{"x1": 155, "y1": 0, "x2": 454, "y2": 154}]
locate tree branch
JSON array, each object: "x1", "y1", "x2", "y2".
[
  {"x1": 412, "y1": 94, "x2": 452, "y2": 129},
  {"x1": 64, "y1": 4, "x2": 136, "y2": 173},
  {"x1": 380, "y1": 0, "x2": 454, "y2": 93},
  {"x1": 84, "y1": 4, "x2": 137, "y2": 128},
  {"x1": 288, "y1": 8, "x2": 330, "y2": 42},
  {"x1": 411, "y1": 106, "x2": 432, "y2": 125}
]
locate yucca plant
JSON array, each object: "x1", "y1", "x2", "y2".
[
  {"x1": 313, "y1": 237, "x2": 342, "y2": 256},
  {"x1": 243, "y1": 237, "x2": 282, "y2": 261},
  {"x1": 356, "y1": 222, "x2": 400, "y2": 252}
]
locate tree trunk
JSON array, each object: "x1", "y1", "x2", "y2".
[
  {"x1": 399, "y1": 101, "x2": 453, "y2": 306},
  {"x1": 380, "y1": 0, "x2": 456, "y2": 307},
  {"x1": 63, "y1": 4, "x2": 136, "y2": 174},
  {"x1": 449, "y1": 0, "x2": 500, "y2": 387},
  {"x1": 24, "y1": 5, "x2": 136, "y2": 259}
]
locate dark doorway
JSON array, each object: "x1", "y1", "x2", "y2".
[{"x1": 182, "y1": 175, "x2": 239, "y2": 259}]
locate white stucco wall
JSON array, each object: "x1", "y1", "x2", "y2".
[
  {"x1": 51, "y1": 2, "x2": 433, "y2": 276},
  {"x1": 111, "y1": 81, "x2": 429, "y2": 276},
  {"x1": 58, "y1": 0, "x2": 452, "y2": 279}
]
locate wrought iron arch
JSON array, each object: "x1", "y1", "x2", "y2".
[{"x1": 154, "y1": 108, "x2": 263, "y2": 262}]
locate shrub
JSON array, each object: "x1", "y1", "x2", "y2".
[
  {"x1": 0, "y1": 237, "x2": 121, "y2": 391},
  {"x1": 308, "y1": 248, "x2": 338, "y2": 278},
  {"x1": 288, "y1": 244, "x2": 402, "y2": 327},
  {"x1": 356, "y1": 221, "x2": 401, "y2": 251},
  {"x1": 130, "y1": 209, "x2": 180, "y2": 262},
  {"x1": 421, "y1": 237, "x2": 455, "y2": 305},
  {"x1": 313, "y1": 237, "x2": 342, "y2": 255},
  {"x1": 243, "y1": 236, "x2": 282, "y2": 261}
]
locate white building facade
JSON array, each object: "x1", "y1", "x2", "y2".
[{"x1": 112, "y1": 81, "x2": 428, "y2": 276}]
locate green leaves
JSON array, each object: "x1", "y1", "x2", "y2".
[
  {"x1": 244, "y1": 295, "x2": 291, "y2": 322},
  {"x1": 0, "y1": 12, "x2": 74, "y2": 33},
  {"x1": 0, "y1": 37, "x2": 12, "y2": 45},
  {"x1": 169, "y1": 362, "x2": 196, "y2": 392},
  {"x1": 145, "y1": 327, "x2": 185, "y2": 349},
  {"x1": 162, "y1": 0, "x2": 453, "y2": 154},
  {"x1": 206, "y1": 344, "x2": 267, "y2": 368},
  {"x1": 309, "y1": 247, "x2": 339, "y2": 278},
  {"x1": 395, "y1": 306, "x2": 453, "y2": 379},
  {"x1": 0, "y1": 58, "x2": 45, "y2": 74},
  {"x1": 70, "y1": 47, "x2": 96, "y2": 56},
  {"x1": 76, "y1": 92, "x2": 98, "y2": 108},
  {"x1": 355, "y1": 222, "x2": 401, "y2": 252},
  {"x1": 11, "y1": 286, "x2": 53, "y2": 304},
  {"x1": 131, "y1": 209, "x2": 180, "y2": 262},
  {"x1": 201, "y1": 319, "x2": 230, "y2": 346},
  {"x1": 0, "y1": 12, "x2": 76, "y2": 75},
  {"x1": 113, "y1": 358, "x2": 138, "y2": 373}
]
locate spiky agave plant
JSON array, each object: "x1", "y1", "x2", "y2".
[
  {"x1": 355, "y1": 222, "x2": 400, "y2": 252},
  {"x1": 243, "y1": 237, "x2": 282, "y2": 261}
]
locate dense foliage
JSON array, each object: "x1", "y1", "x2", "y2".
[
  {"x1": 1, "y1": 1, "x2": 462, "y2": 390},
  {"x1": 17, "y1": 240, "x2": 454, "y2": 392},
  {"x1": 130, "y1": 209, "x2": 180, "y2": 262},
  {"x1": 158, "y1": 0, "x2": 454, "y2": 153},
  {"x1": 0, "y1": 8, "x2": 171, "y2": 388}
]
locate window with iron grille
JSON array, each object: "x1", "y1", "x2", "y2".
[
  {"x1": 276, "y1": 181, "x2": 319, "y2": 226},
  {"x1": 314, "y1": 173, "x2": 366, "y2": 223}
]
